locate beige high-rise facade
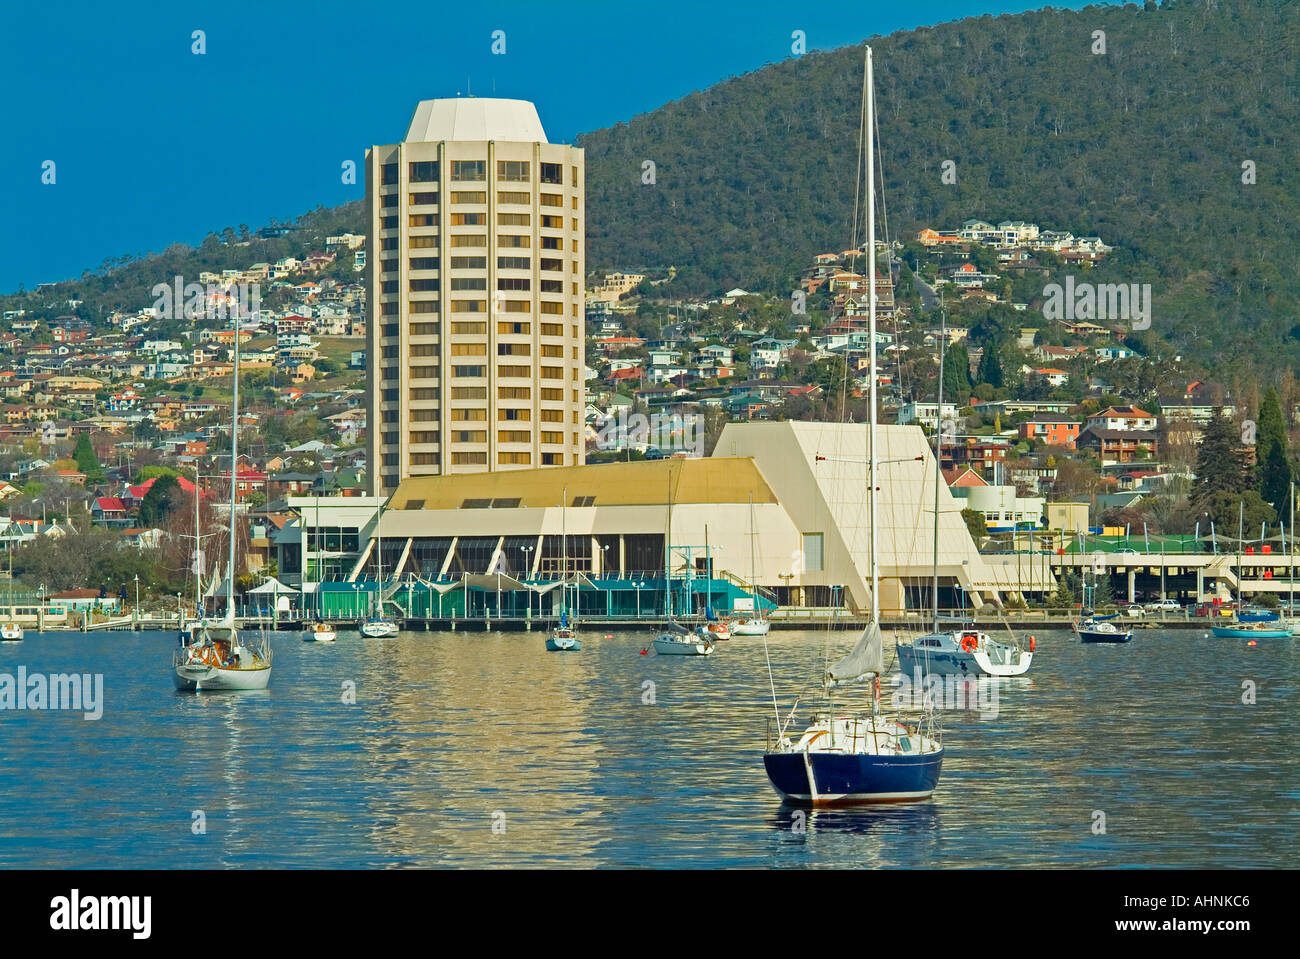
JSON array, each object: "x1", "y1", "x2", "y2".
[{"x1": 366, "y1": 98, "x2": 585, "y2": 495}]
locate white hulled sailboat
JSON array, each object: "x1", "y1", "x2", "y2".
[{"x1": 174, "y1": 314, "x2": 272, "y2": 691}]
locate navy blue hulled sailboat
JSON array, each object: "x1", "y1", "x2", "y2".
[{"x1": 762, "y1": 45, "x2": 942, "y2": 806}]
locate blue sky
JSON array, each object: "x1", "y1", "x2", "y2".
[{"x1": 0, "y1": 0, "x2": 1100, "y2": 293}]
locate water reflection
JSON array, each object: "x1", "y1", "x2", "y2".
[{"x1": 0, "y1": 628, "x2": 1294, "y2": 868}]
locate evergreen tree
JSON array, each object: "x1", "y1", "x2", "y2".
[
  {"x1": 73, "y1": 433, "x2": 104, "y2": 483},
  {"x1": 1255, "y1": 388, "x2": 1292, "y2": 512},
  {"x1": 138, "y1": 474, "x2": 182, "y2": 527},
  {"x1": 975, "y1": 344, "x2": 1004, "y2": 389},
  {"x1": 942, "y1": 342, "x2": 972, "y2": 399},
  {"x1": 1092, "y1": 571, "x2": 1115, "y2": 609},
  {"x1": 1192, "y1": 408, "x2": 1250, "y2": 510}
]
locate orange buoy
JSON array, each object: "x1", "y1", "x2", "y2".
[
  {"x1": 1029, "y1": 635, "x2": 1036, "y2": 652},
  {"x1": 1247, "y1": 640, "x2": 1258, "y2": 647}
]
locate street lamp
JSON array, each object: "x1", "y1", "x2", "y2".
[
  {"x1": 601, "y1": 544, "x2": 610, "y2": 576},
  {"x1": 633, "y1": 580, "x2": 646, "y2": 617},
  {"x1": 133, "y1": 574, "x2": 140, "y2": 615}
]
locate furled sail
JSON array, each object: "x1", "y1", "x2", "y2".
[{"x1": 826, "y1": 620, "x2": 884, "y2": 686}]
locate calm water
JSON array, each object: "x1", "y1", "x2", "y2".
[{"x1": 0, "y1": 626, "x2": 1295, "y2": 868}]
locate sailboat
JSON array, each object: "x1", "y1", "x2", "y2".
[
  {"x1": 1282, "y1": 484, "x2": 1300, "y2": 635},
  {"x1": 547, "y1": 488, "x2": 582, "y2": 651},
  {"x1": 1073, "y1": 559, "x2": 1133, "y2": 643},
  {"x1": 302, "y1": 494, "x2": 337, "y2": 642},
  {"x1": 732, "y1": 496, "x2": 771, "y2": 636},
  {"x1": 179, "y1": 475, "x2": 204, "y2": 644},
  {"x1": 896, "y1": 302, "x2": 1032, "y2": 677},
  {"x1": 695, "y1": 526, "x2": 731, "y2": 640},
  {"x1": 763, "y1": 45, "x2": 942, "y2": 804},
  {"x1": 361, "y1": 497, "x2": 399, "y2": 638},
  {"x1": 653, "y1": 468, "x2": 713, "y2": 655},
  {"x1": 1211, "y1": 500, "x2": 1289, "y2": 637},
  {"x1": 1, "y1": 544, "x2": 22, "y2": 641},
  {"x1": 173, "y1": 314, "x2": 273, "y2": 691}
]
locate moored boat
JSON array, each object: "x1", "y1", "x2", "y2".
[
  {"x1": 898, "y1": 627, "x2": 1033, "y2": 676},
  {"x1": 1, "y1": 622, "x2": 23, "y2": 642},
  {"x1": 173, "y1": 309, "x2": 273, "y2": 691},
  {"x1": 763, "y1": 47, "x2": 942, "y2": 806},
  {"x1": 360, "y1": 618, "x2": 399, "y2": 638},
  {"x1": 732, "y1": 617, "x2": 771, "y2": 637},
  {"x1": 1210, "y1": 621, "x2": 1291, "y2": 639},
  {"x1": 1074, "y1": 617, "x2": 1133, "y2": 643},
  {"x1": 174, "y1": 619, "x2": 272, "y2": 691},
  {"x1": 653, "y1": 626, "x2": 713, "y2": 656},
  {"x1": 303, "y1": 621, "x2": 337, "y2": 643}
]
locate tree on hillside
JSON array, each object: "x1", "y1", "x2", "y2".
[
  {"x1": 975, "y1": 345, "x2": 1003, "y2": 389},
  {"x1": 942, "y1": 342, "x2": 972, "y2": 399},
  {"x1": 1254, "y1": 387, "x2": 1292, "y2": 513},
  {"x1": 73, "y1": 433, "x2": 104, "y2": 483},
  {"x1": 138, "y1": 474, "x2": 184, "y2": 527},
  {"x1": 1192, "y1": 409, "x2": 1251, "y2": 511},
  {"x1": 1200, "y1": 489, "x2": 1276, "y2": 537}
]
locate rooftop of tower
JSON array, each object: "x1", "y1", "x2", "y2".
[{"x1": 403, "y1": 97, "x2": 548, "y2": 143}]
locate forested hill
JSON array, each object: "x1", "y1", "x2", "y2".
[
  {"x1": 578, "y1": 0, "x2": 1300, "y2": 373},
  {"x1": 8, "y1": 1, "x2": 1300, "y2": 379}
]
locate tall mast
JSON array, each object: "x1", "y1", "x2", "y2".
[
  {"x1": 665, "y1": 472, "x2": 672, "y2": 619},
  {"x1": 867, "y1": 44, "x2": 879, "y2": 625},
  {"x1": 748, "y1": 494, "x2": 758, "y2": 615},
  {"x1": 375, "y1": 494, "x2": 383, "y2": 617},
  {"x1": 932, "y1": 297, "x2": 945, "y2": 632},
  {"x1": 1238, "y1": 499, "x2": 1244, "y2": 607},
  {"x1": 561, "y1": 485, "x2": 567, "y2": 615},
  {"x1": 194, "y1": 474, "x2": 201, "y2": 615},
  {"x1": 226, "y1": 315, "x2": 240, "y2": 622},
  {"x1": 1290, "y1": 482, "x2": 1295, "y2": 614}
]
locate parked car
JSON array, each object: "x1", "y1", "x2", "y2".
[
  {"x1": 1124, "y1": 604, "x2": 1144, "y2": 617},
  {"x1": 1144, "y1": 599, "x2": 1180, "y2": 611},
  {"x1": 1117, "y1": 548, "x2": 1139, "y2": 555}
]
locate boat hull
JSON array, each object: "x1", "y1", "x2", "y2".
[
  {"x1": 546, "y1": 636, "x2": 582, "y2": 651},
  {"x1": 897, "y1": 645, "x2": 1031, "y2": 677},
  {"x1": 173, "y1": 662, "x2": 271, "y2": 691},
  {"x1": 763, "y1": 750, "x2": 943, "y2": 805},
  {"x1": 303, "y1": 625, "x2": 337, "y2": 643},
  {"x1": 731, "y1": 619, "x2": 770, "y2": 637},
  {"x1": 360, "y1": 621, "x2": 400, "y2": 638},
  {"x1": 1211, "y1": 625, "x2": 1291, "y2": 638},
  {"x1": 1077, "y1": 628, "x2": 1133, "y2": 643},
  {"x1": 653, "y1": 636, "x2": 713, "y2": 656},
  {"x1": 0, "y1": 625, "x2": 22, "y2": 641}
]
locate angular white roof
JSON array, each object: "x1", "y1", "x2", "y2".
[{"x1": 403, "y1": 98, "x2": 548, "y2": 143}]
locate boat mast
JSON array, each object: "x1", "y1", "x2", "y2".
[
  {"x1": 193, "y1": 473, "x2": 201, "y2": 617},
  {"x1": 1290, "y1": 482, "x2": 1295, "y2": 615},
  {"x1": 664, "y1": 472, "x2": 673, "y2": 620},
  {"x1": 748, "y1": 494, "x2": 759, "y2": 619},
  {"x1": 1238, "y1": 499, "x2": 1244, "y2": 610},
  {"x1": 932, "y1": 296, "x2": 945, "y2": 633},
  {"x1": 867, "y1": 44, "x2": 879, "y2": 630},
  {"x1": 374, "y1": 494, "x2": 383, "y2": 619},
  {"x1": 561, "y1": 485, "x2": 567, "y2": 618},
  {"x1": 225, "y1": 313, "x2": 240, "y2": 623}
]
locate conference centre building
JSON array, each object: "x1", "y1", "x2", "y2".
[{"x1": 269, "y1": 422, "x2": 1052, "y2": 623}]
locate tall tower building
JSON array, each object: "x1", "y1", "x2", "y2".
[{"x1": 366, "y1": 98, "x2": 585, "y2": 496}]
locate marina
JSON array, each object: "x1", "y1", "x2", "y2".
[{"x1": 0, "y1": 626, "x2": 1294, "y2": 868}]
